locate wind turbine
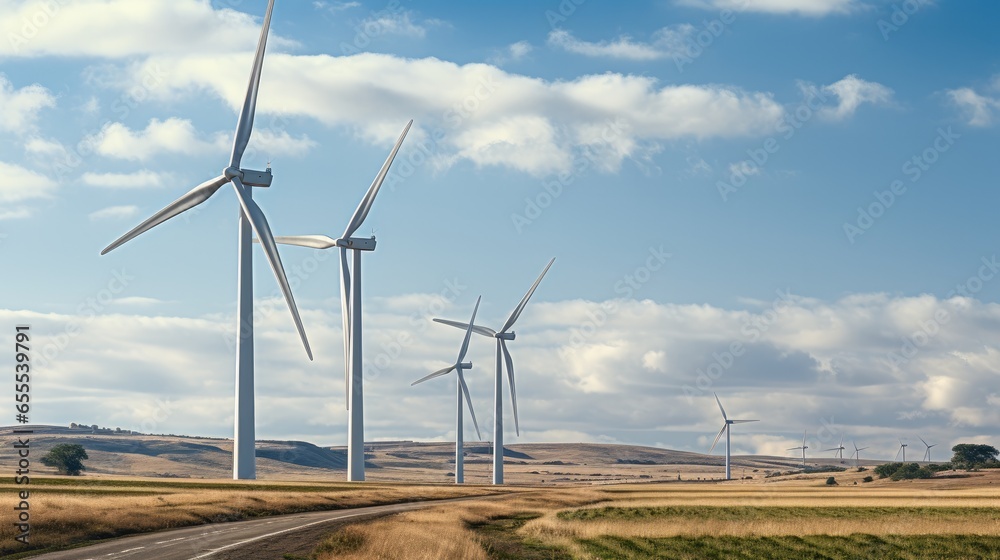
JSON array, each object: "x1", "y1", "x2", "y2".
[
  {"x1": 894, "y1": 439, "x2": 908, "y2": 462},
  {"x1": 412, "y1": 297, "x2": 482, "y2": 484},
  {"x1": 266, "y1": 120, "x2": 412, "y2": 482},
  {"x1": 432, "y1": 258, "x2": 555, "y2": 485},
  {"x1": 708, "y1": 393, "x2": 758, "y2": 481},
  {"x1": 100, "y1": 0, "x2": 311, "y2": 480},
  {"x1": 787, "y1": 430, "x2": 808, "y2": 466},
  {"x1": 850, "y1": 441, "x2": 869, "y2": 467},
  {"x1": 919, "y1": 436, "x2": 937, "y2": 462},
  {"x1": 824, "y1": 436, "x2": 846, "y2": 460}
]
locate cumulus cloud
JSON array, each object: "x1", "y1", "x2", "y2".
[
  {"x1": 82, "y1": 171, "x2": 173, "y2": 189},
  {"x1": 355, "y1": 10, "x2": 445, "y2": 39},
  {"x1": 547, "y1": 26, "x2": 697, "y2": 61},
  {"x1": 0, "y1": 161, "x2": 57, "y2": 203},
  {"x1": 0, "y1": 0, "x2": 297, "y2": 58},
  {"x1": 0, "y1": 75, "x2": 55, "y2": 133},
  {"x1": 814, "y1": 74, "x2": 894, "y2": 120},
  {"x1": 947, "y1": 80, "x2": 1000, "y2": 127},
  {"x1": 88, "y1": 205, "x2": 139, "y2": 221},
  {"x1": 675, "y1": 0, "x2": 862, "y2": 16}
]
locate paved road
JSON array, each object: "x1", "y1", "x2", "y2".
[{"x1": 32, "y1": 495, "x2": 503, "y2": 560}]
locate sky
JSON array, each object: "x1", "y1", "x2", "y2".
[{"x1": 1, "y1": 0, "x2": 998, "y2": 463}]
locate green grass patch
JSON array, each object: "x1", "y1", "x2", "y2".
[
  {"x1": 559, "y1": 506, "x2": 1000, "y2": 522},
  {"x1": 468, "y1": 513, "x2": 574, "y2": 560},
  {"x1": 579, "y1": 534, "x2": 1000, "y2": 559}
]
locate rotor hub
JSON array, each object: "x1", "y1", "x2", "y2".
[{"x1": 224, "y1": 166, "x2": 243, "y2": 180}]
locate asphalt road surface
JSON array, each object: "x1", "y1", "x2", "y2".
[{"x1": 32, "y1": 495, "x2": 503, "y2": 560}]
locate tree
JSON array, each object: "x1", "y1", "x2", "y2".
[
  {"x1": 950, "y1": 444, "x2": 1000, "y2": 470},
  {"x1": 41, "y1": 444, "x2": 89, "y2": 475}
]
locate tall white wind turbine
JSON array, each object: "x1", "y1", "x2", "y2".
[
  {"x1": 919, "y1": 436, "x2": 937, "y2": 462},
  {"x1": 267, "y1": 120, "x2": 412, "y2": 482},
  {"x1": 895, "y1": 439, "x2": 908, "y2": 462},
  {"x1": 787, "y1": 430, "x2": 808, "y2": 466},
  {"x1": 100, "y1": 0, "x2": 311, "y2": 480},
  {"x1": 850, "y1": 441, "x2": 869, "y2": 467},
  {"x1": 413, "y1": 297, "x2": 483, "y2": 484},
  {"x1": 433, "y1": 258, "x2": 555, "y2": 485},
  {"x1": 824, "y1": 436, "x2": 846, "y2": 460},
  {"x1": 708, "y1": 393, "x2": 758, "y2": 481}
]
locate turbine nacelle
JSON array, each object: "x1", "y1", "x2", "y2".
[
  {"x1": 336, "y1": 236, "x2": 377, "y2": 251},
  {"x1": 458, "y1": 361, "x2": 472, "y2": 369},
  {"x1": 497, "y1": 331, "x2": 516, "y2": 340}
]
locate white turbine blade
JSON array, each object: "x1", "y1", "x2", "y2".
[
  {"x1": 432, "y1": 318, "x2": 496, "y2": 338},
  {"x1": 229, "y1": 176, "x2": 312, "y2": 360},
  {"x1": 709, "y1": 424, "x2": 727, "y2": 454},
  {"x1": 342, "y1": 120, "x2": 413, "y2": 238},
  {"x1": 459, "y1": 370, "x2": 481, "y2": 441},
  {"x1": 339, "y1": 248, "x2": 352, "y2": 408},
  {"x1": 272, "y1": 235, "x2": 338, "y2": 249},
  {"x1": 894, "y1": 446, "x2": 902, "y2": 461},
  {"x1": 786, "y1": 446, "x2": 802, "y2": 451},
  {"x1": 918, "y1": 436, "x2": 929, "y2": 447},
  {"x1": 411, "y1": 365, "x2": 456, "y2": 386},
  {"x1": 802, "y1": 430, "x2": 807, "y2": 447},
  {"x1": 730, "y1": 419, "x2": 758, "y2": 424},
  {"x1": 858, "y1": 447, "x2": 869, "y2": 451},
  {"x1": 101, "y1": 175, "x2": 228, "y2": 254},
  {"x1": 713, "y1": 392, "x2": 728, "y2": 421},
  {"x1": 500, "y1": 257, "x2": 555, "y2": 333},
  {"x1": 456, "y1": 296, "x2": 481, "y2": 364},
  {"x1": 501, "y1": 339, "x2": 519, "y2": 436},
  {"x1": 230, "y1": 0, "x2": 275, "y2": 168}
]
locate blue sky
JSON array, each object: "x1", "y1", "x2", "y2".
[{"x1": 1, "y1": 0, "x2": 998, "y2": 461}]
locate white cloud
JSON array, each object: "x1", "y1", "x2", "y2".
[
  {"x1": 643, "y1": 350, "x2": 668, "y2": 372},
  {"x1": 547, "y1": 26, "x2": 696, "y2": 61},
  {"x1": 0, "y1": 208, "x2": 32, "y2": 220},
  {"x1": 82, "y1": 171, "x2": 173, "y2": 189},
  {"x1": 0, "y1": 161, "x2": 57, "y2": 202},
  {"x1": 124, "y1": 52, "x2": 785, "y2": 176},
  {"x1": 357, "y1": 11, "x2": 444, "y2": 39},
  {"x1": 947, "y1": 84, "x2": 1000, "y2": 127},
  {"x1": 88, "y1": 205, "x2": 139, "y2": 221},
  {"x1": 0, "y1": 74, "x2": 55, "y2": 133},
  {"x1": 728, "y1": 160, "x2": 760, "y2": 177},
  {"x1": 675, "y1": 0, "x2": 862, "y2": 16},
  {"x1": 508, "y1": 41, "x2": 533, "y2": 60},
  {"x1": 0, "y1": 0, "x2": 296, "y2": 58},
  {"x1": 816, "y1": 74, "x2": 894, "y2": 120}
]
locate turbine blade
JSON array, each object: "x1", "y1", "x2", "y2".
[
  {"x1": 272, "y1": 235, "x2": 338, "y2": 249},
  {"x1": 340, "y1": 248, "x2": 352, "y2": 409},
  {"x1": 342, "y1": 120, "x2": 413, "y2": 238},
  {"x1": 459, "y1": 370, "x2": 481, "y2": 441},
  {"x1": 894, "y1": 446, "x2": 902, "y2": 461},
  {"x1": 229, "y1": 176, "x2": 312, "y2": 360},
  {"x1": 432, "y1": 318, "x2": 496, "y2": 338},
  {"x1": 411, "y1": 365, "x2": 456, "y2": 386},
  {"x1": 802, "y1": 430, "x2": 807, "y2": 447},
  {"x1": 230, "y1": 0, "x2": 275, "y2": 168},
  {"x1": 500, "y1": 257, "x2": 555, "y2": 333},
  {"x1": 730, "y1": 419, "x2": 758, "y2": 424},
  {"x1": 709, "y1": 424, "x2": 726, "y2": 454},
  {"x1": 713, "y1": 392, "x2": 728, "y2": 421},
  {"x1": 918, "y1": 436, "x2": 929, "y2": 447},
  {"x1": 101, "y1": 175, "x2": 228, "y2": 254},
  {"x1": 456, "y1": 296, "x2": 481, "y2": 364},
  {"x1": 501, "y1": 339, "x2": 519, "y2": 436}
]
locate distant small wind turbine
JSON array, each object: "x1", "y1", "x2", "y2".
[
  {"x1": 894, "y1": 439, "x2": 908, "y2": 462},
  {"x1": 708, "y1": 393, "x2": 758, "y2": 481},
  {"x1": 919, "y1": 436, "x2": 937, "y2": 462},
  {"x1": 412, "y1": 297, "x2": 482, "y2": 484},
  {"x1": 850, "y1": 441, "x2": 869, "y2": 467},
  {"x1": 824, "y1": 436, "x2": 846, "y2": 460},
  {"x1": 787, "y1": 430, "x2": 808, "y2": 466}
]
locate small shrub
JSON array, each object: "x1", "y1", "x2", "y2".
[
  {"x1": 862, "y1": 476, "x2": 874, "y2": 483},
  {"x1": 825, "y1": 476, "x2": 837, "y2": 485}
]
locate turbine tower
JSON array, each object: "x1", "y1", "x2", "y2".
[
  {"x1": 894, "y1": 439, "x2": 908, "y2": 462},
  {"x1": 413, "y1": 297, "x2": 482, "y2": 484},
  {"x1": 100, "y1": 0, "x2": 312, "y2": 480},
  {"x1": 919, "y1": 436, "x2": 937, "y2": 462},
  {"x1": 433, "y1": 258, "x2": 555, "y2": 484},
  {"x1": 267, "y1": 120, "x2": 412, "y2": 482},
  {"x1": 824, "y1": 436, "x2": 846, "y2": 460},
  {"x1": 708, "y1": 393, "x2": 758, "y2": 480},
  {"x1": 850, "y1": 441, "x2": 869, "y2": 467},
  {"x1": 787, "y1": 430, "x2": 808, "y2": 466}
]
